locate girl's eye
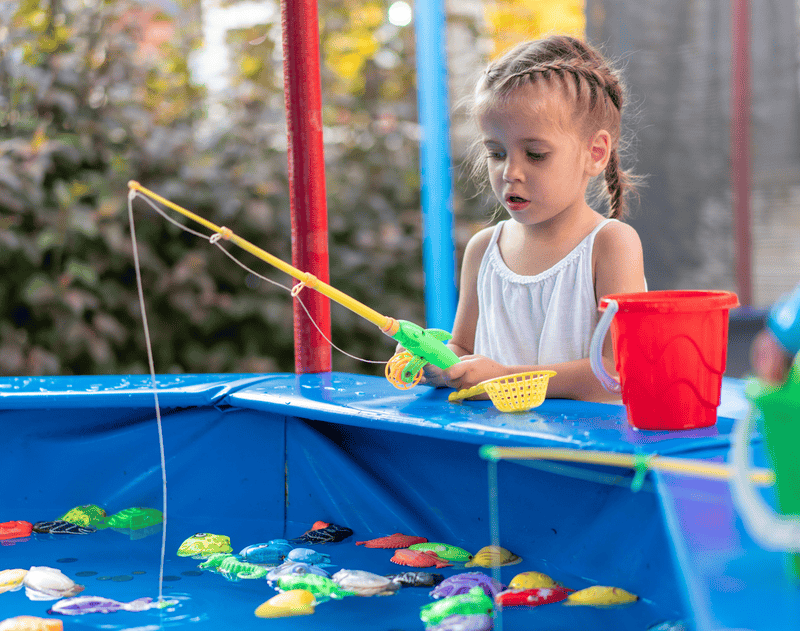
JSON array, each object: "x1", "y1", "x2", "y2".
[
  {"x1": 486, "y1": 151, "x2": 504, "y2": 160},
  {"x1": 527, "y1": 152, "x2": 546, "y2": 161}
]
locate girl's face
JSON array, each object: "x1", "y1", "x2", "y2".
[{"x1": 477, "y1": 82, "x2": 594, "y2": 227}]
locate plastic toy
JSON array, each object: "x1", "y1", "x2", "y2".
[
  {"x1": 419, "y1": 586, "x2": 494, "y2": 626},
  {"x1": 101, "y1": 507, "x2": 162, "y2": 530},
  {"x1": 449, "y1": 370, "x2": 556, "y2": 412},
  {"x1": 274, "y1": 573, "x2": 354, "y2": 601},
  {"x1": 0, "y1": 617, "x2": 62, "y2": 631},
  {"x1": 408, "y1": 543, "x2": 473, "y2": 563},
  {"x1": 0, "y1": 569, "x2": 27, "y2": 594},
  {"x1": 254, "y1": 590, "x2": 316, "y2": 618},
  {"x1": 176, "y1": 533, "x2": 233, "y2": 558},
  {"x1": 58, "y1": 505, "x2": 106, "y2": 527},
  {"x1": 267, "y1": 562, "x2": 331, "y2": 583},
  {"x1": 239, "y1": 540, "x2": 294, "y2": 565},
  {"x1": 128, "y1": 181, "x2": 460, "y2": 389},
  {"x1": 331, "y1": 569, "x2": 400, "y2": 596},
  {"x1": 355, "y1": 533, "x2": 428, "y2": 548},
  {"x1": 31, "y1": 521, "x2": 96, "y2": 535},
  {"x1": 386, "y1": 572, "x2": 444, "y2": 587},
  {"x1": 464, "y1": 545, "x2": 521, "y2": 568},
  {"x1": 198, "y1": 554, "x2": 269, "y2": 581},
  {"x1": 430, "y1": 572, "x2": 505, "y2": 599},
  {"x1": 22, "y1": 567, "x2": 84, "y2": 602},
  {"x1": 288, "y1": 522, "x2": 353, "y2": 544},
  {"x1": 47, "y1": 596, "x2": 156, "y2": 615},
  {"x1": 425, "y1": 614, "x2": 493, "y2": 631},
  {"x1": 391, "y1": 549, "x2": 452, "y2": 569},
  {"x1": 508, "y1": 570, "x2": 562, "y2": 590},
  {"x1": 286, "y1": 548, "x2": 332, "y2": 565},
  {"x1": 565, "y1": 585, "x2": 638, "y2": 605},
  {"x1": 0, "y1": 521, "x2": 32, "y2": 541},
  {"x1": 495, "y1": 586, "x2": 572, "y2": 607}
]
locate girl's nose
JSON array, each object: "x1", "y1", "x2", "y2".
[{"x1": 503, "y1": 156, "x2": 524, "y2": 182}]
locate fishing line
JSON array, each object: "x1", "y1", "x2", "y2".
[
  {"x1": 487, "y1": 458, "x2": 503, "y2": 631},
  {"x1": 126, "y1": 189, "x2": 168, "y2": 612},
  {"x1": 131, "y1": 190, "x2": 385, "y2": 366}
]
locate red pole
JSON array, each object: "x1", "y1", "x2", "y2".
[
  {"x1": 731, "y1": 0, "x2": 752, "y2": 305},
  {"x1": 280, "y1": 0, "x2": 332, "y2": 372}
]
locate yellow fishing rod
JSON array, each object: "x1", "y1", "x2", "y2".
[{"x1": 127, "y1": 181, "x2": 459, "y2": 387}]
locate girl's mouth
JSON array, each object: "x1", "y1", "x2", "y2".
[{"x1": 506, "y1": 195, "x2": 529, "y2": 210}]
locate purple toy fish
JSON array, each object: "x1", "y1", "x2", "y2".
[
  {"x1": 426, "y1": 614, "x2": 494, "y2": 631},
  {"x1": 48, "y1": 595, "x2": 154, "y2": 615},
  {"x1": 431, "y1": 572, "x2": 506, "y2": 599}
]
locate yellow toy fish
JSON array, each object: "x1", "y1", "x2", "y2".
[
  {"x1": 254, "y1": 589, "x2": 316, "y2": 618},
  {"x1": 508, "y1": 571, "x2": 561, "y2": 590},
  {"x1": 177, "y1": 533, "x2": 232, "y2": 558},
  {"x1": 0, "y1": 569, "x2": 27, "y2": 594},
  {"x1": 464, "y1": 545, "x2": 522, "y2": 568},
  {"x1": 566, "y1": 585, "x2": 638, "y2": 606}
]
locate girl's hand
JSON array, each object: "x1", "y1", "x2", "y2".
[
  {"x1": 443, "y1": 354, "x2": 507, "y2": 392},
  {"x1": 751, "y1": 329, "x2": 793, "y2": 383}
]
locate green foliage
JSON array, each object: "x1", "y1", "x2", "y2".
[{"x1": 0, "y1": 0, "x2": 488, "y2": 377}]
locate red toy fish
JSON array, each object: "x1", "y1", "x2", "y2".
[
  {"x1": 495, "y1": 586, "x2": 572, "y2": 607},
  {"x1": 356, "y1": 533, "x2": 428, "y2": 549},
  {"x1": 390, "y1": 549, "x2": 452, "y2": 569},
  {"x1": 0, "y1": 521, "x2": 33, "y2": 541}
]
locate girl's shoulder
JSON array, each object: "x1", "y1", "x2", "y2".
[
  {"x1": 463, "y1": 223, "x2": 501, "y2": 261},
  {"x1": 593, "y1": 219, "x2": 643, "y2": 261}
]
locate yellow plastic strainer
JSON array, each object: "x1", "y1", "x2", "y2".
[{"x1": 448, "y1": 370, "x2": 556, "y2": 412}]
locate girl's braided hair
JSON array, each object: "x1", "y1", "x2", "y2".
[{"x1": 471, "y1": 35, "x2": 638, "y2": 219}]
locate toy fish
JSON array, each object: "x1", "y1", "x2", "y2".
[
  {"x1": 355, "y1": 533, "x2": 428, "y2": 548},
  {"x1": 409, "y1": 542, "x2": 473, "y2": 563},
  {"x1": 0, "y1": 569, "x2": 27, "y2": 594},
  {"x1": 177, "y1": 533, "x2": 232, "y2": 558},
  {"x1": 48, "y1": 595, "x2": 155, "y2": 615},
  {"x1": 275, "y1": 573, "x2": 354, "y2": 602},
  {"x1": 23, "y1": 567, "x2": 84, "y2": 601},
  {"x1": 254, "y1": 589, "x2": 316, "y2": 618},
  {"x1": 566, "y1": 585, "x2": 638, "y2": 606},
  {"x1": 386, "y1": 571, "x2": 444, "y2": 588},
  {"x1": 419, "y1": 586, "x2": 494, "y2": 627},
  {"x1": 31, "y1": 521, "x2": 96, "y2": 535},
  {"x1": 464, "y1": 545, "x2": 521, "y2": 568},
  {"x1": 508, "y1": 570, "x2": 562, "y2": 590},
  {"x1": 391, "y1": 549, "x2": 452, "y2": 569},
  {"x1": 289, "y1": 522, "x2": 353, "y2": 544},
  {"x1": 431, "y1": 572, "x2": 505, "y2": 599},
  {"x1": 198, "y1": 553, "x2": 269, "y2": 581},
  {"x1": 0, "y1": 616, "x2": 63, "y2": 631},
  {"x1": 104, "y1": 507, "x2": 162, "y2": 530},
  {"x1": 286, "y1": 548, "x2": 331, "y2": 565},
  {"x1": 647, "y1": 621, "x2": 689, "y2": 631},
  {"x1": 495, "y1": 586, "x2": 572, "y2": 607},
  {"x1": 331, "y1": 569, "x2": 399, "y2": 597},
  {"x1": 58, "y1": 505, "x2": 106, "y2": 527},
  {"x1": 426, "y1": 614, "x2": 494, "y2": 631},
  {"x1": 267, "y1": 561, "x2": 330, "y2": 583},
  {"x1": 0, "y1": 521, "x2": 33, "y2": 541},
  {"x1": 239, "y1": 540, "x2": 293, "y2": 565}
]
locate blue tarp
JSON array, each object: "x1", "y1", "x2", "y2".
[{"x1": 0, "y1": 373, "x2": 791, "y2": 629}]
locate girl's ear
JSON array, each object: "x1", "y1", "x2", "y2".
[{"x1": 586, "y1": 130, "x2": 611, "y2": 176}]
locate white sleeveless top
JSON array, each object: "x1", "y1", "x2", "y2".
[{"x1": 473, "y1": 219, "x2": 616, "y2": 366}]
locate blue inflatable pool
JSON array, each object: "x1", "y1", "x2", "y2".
[{"x1": 0, "y1": 373, "x2": 795, "y2": 629}]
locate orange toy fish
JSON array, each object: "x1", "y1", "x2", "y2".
[
  {"x1": 356, "y1": 533, "x2": 428, "y2": 549},
  {"x1": 390, "y1": 549, "x2": 452, "y2": 569}
]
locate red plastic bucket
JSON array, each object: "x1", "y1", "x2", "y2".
[{"x1": 590, "y1": 290, "x2": 740, "y2": 430}]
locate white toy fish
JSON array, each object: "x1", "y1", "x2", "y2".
[{"x1": 23, "y1": 567, "x2": 84, "y2": 601}]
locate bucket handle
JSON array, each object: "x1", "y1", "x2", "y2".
[
  {"x1": 730, "y1": 402, "x2": 800, "y2": 552},
  {"x1": 589, "y1": 299, "x2": 622, "y2": 394}
]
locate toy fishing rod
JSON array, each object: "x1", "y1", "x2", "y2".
[{"x1": 127, "y1": 181, "x2": 459, "y2": 388}]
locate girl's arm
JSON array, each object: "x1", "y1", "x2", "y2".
[{"x1": 444, "y1": 221, "x2": 646, "y2": 402}]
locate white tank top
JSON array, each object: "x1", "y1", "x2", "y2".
[{"x1": 473, "y1": 218, "x2": 616, "y2": 366}]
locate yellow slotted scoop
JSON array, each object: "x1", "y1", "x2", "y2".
[{"x1": 448, "y1": 370, "x2": 556, "y2": 412}]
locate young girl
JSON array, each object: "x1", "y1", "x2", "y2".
[{"x1": 429, "y1": 35, "x2": 646, "y2": 402}]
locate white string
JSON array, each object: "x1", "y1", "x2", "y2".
[
  {"x1": 130, "y1": 191, "x2": 385, "y2": 366},
  {"x1": 126, "y1": 190, "x2": 168, "y2": 613}
]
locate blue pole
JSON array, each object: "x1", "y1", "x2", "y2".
[{"x1": 413, "y1": 0, "x2": 457, "y2": 331}]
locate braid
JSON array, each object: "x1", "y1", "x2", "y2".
[{"x1": 605, "y1": 149, "x2": 625, "y2": 219}]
